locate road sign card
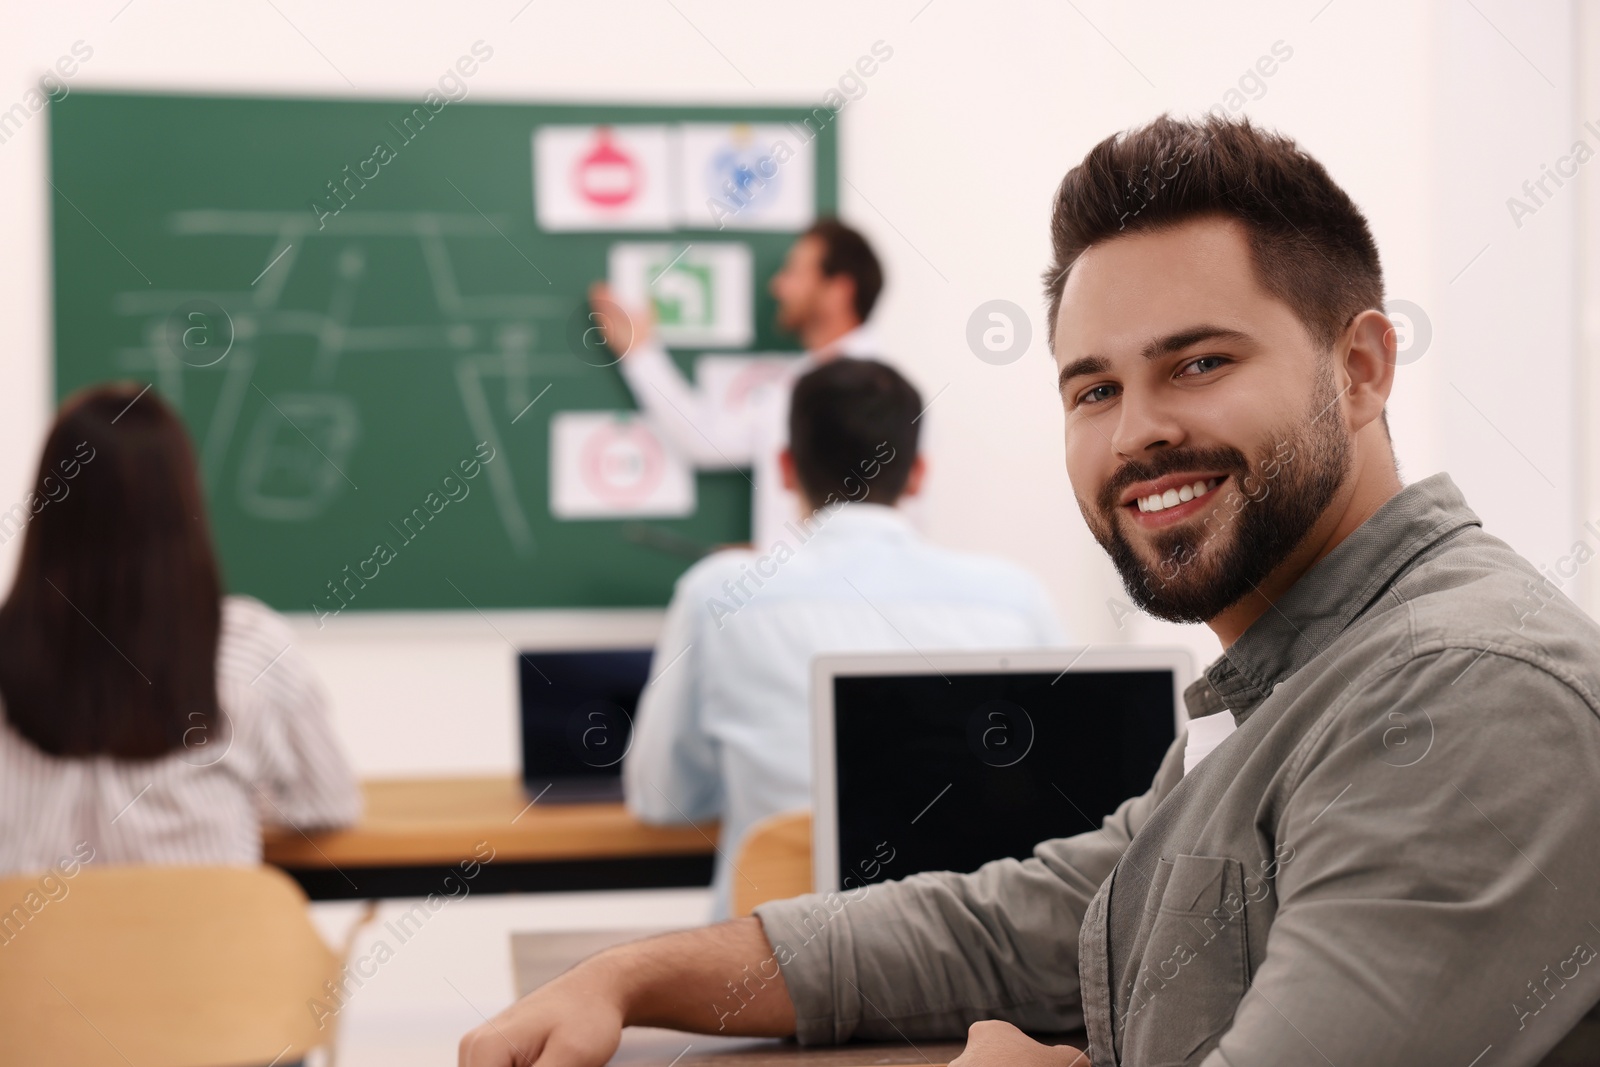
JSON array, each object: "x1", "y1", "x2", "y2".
[
  {"x1": 534, "y1": 124, "x2": 674, "y2": 231},
  {"x1": 549, "y1": 412, "x2": 695, "y2": 519},
  {"x1": 678, "y1": 123, "x2": 816, "y2": 231},
  {"x1": 607, "y1": 241, "x2": 753, "y2": 348}
]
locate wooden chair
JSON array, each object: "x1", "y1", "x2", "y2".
[
  {"x1": 0, "y1": 864, "x2": 370, "y2": 1067},
  {"x1": 729, "y1": 809, "x2": 814, "y2": 918}
]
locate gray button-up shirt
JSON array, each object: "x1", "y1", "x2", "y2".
[{"x1": 756, "y1": 472, "x2": 1600, "y2": 1065}]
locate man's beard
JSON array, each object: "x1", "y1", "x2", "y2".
[
  {"x1": 775, "y1": 292, "x2": 816, "y2": 336},
  {"x1": 1083, "y1": 365, "x2": 1353, "y2": 624}
]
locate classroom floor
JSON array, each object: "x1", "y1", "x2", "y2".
[{"x1": 307, "y1": 887, "x2": 714, "y2": 1066}]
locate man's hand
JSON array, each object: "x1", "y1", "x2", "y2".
[
  {"x1": 586, "y1": 281, "x2": 655, "y2": 358},
  {"x1": 949, "y1": 1020, "x2": 1088, "y2": 1067},
  {"x1": 459, "y1": 918, "x2": 795, "y2": 1067},
  {"x1": 459, "y1": 953, "x2": 626, "y2": 1067}
]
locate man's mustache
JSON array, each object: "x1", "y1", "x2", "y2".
[{"x1": 1098, "y1": 449, "x2": 1249, "y2": 513}]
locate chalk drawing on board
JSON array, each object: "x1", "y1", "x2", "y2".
[
  {"x1": 496, "y1": 322, "x2": 536, "y2": 417},
  {"x1": 310, "y1": 245, "x2": 365, "y2": 386},
  {"x1": 200, "y1": 348, "x2": 258, "y2": 489},
  {"x1": 116, "y1": 213, "x2": 566, "y2": 327},
  {"x1": 236, "y1": 393, "x2": 360, "y2": 521},
  {"x1": 103, "y1": 210, "x2": 602, "y2": 543},
  {"x1": 118, "y1": 336, "x2": 183, "y2": 406},
  {"x1": 250, "y1": 227, "x2": 300, "y2": 311},
  {"x1": 121, "y1": 211, "x2": 569, "y2": 323},
  {"x1": 454, "y1": 355, "x2": 537, "y2": 556}
]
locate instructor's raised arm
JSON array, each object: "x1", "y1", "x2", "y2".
[{"x1": 588, "y1": 282, "x2": 759, "y2": 467}]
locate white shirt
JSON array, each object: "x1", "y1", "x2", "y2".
[
  {"x1": 618, "y1": 323, "x2": 880, "y2": 551},
  {"x1": 0, "y1": 595, "x2": 361, "y2": 877},
  {"x1": 622, "y1": 502, "x2": 1068, "y2": 918}
]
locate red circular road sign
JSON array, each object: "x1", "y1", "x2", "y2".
[
  {"x1": 579, "y1": 421, "x2": 666, "y2": 505},
  {"x1": 573, "y1": 127, "x2": 641, "y2": 208}
]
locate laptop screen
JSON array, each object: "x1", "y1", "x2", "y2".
[
  {"x1": 519, "y1": 650, "x2": 652, "y2": 796},
  {"x1": 830, "y1": 669, "x2": 1177, "y2": 890}
]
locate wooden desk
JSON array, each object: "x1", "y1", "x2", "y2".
[{"x1": 263, "y1": 776, "x2": 718, "y2": 899}]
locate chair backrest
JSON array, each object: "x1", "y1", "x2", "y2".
[
  {"x1": 0, "y1": 864, "x2": 342, "y2": 1067},
  {"x1": 730, "y1": 809, "x2": 813, "y2": 918}
]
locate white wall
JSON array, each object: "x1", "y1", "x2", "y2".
[{"x1": 3, "y1": 0, "x2": 1584, "y2": 775}]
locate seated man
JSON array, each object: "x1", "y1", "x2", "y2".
[
  {"x1": 462, "y1": 116, "x2": 1600, "y2": 1067},
  {"x1": 623, "y1": 356, "x2": 1067, "y2": 919}
]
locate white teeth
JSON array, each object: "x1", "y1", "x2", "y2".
[{"x1": 1136, "y1": 476, "x2": 1223, "y2": 513}]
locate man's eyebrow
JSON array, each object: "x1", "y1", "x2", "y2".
[
  {"x1": 1056, "y1": 325, "x2": 1254, "y2": 393},
  {"x1": 1056, "y1": 355, "x2": 1109, "y2": 392},
  {"x1": 1141, "y1": 325, "x2": 1253, "y2": 360}
]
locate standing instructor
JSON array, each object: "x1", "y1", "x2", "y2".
[{"x1": 587, "y1": 218, "x2": 883, "y2": 550}]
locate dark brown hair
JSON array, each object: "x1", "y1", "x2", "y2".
[
  {"x1": 804, "y1": 217, "x2": 885, "y2": 322},
  {"x1": 789, "y1": 357, "x2": 920, "y2": 507},
  {"x1": 0, "y1": 384, "x2": 223, "y2": 758},
  {"x1": 1041, "y1": 114, "x2": 1384, "y2": 354}
]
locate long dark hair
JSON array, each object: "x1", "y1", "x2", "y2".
[{"x1": 0, "y1": 383, "x2": 223, "y2": 758}]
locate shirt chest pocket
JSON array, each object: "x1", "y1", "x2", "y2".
[{"x1": 1121, "y1": 854, "x2": 1250, "y2": 1066}]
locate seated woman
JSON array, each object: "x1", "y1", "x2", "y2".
[{"x1": 0, "y1": 383, "x2": 360, "y2": 876}]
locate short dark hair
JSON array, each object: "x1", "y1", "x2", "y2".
[
  {"x1": 1041, "y1": 114, "x2": 1384, "y2": 354},
  {"x1": 0, "y1": 383, "x2": 223, "y2": 759},
  {"x1": 804, "y1": 217, "x2": 884, "y2": 322},
  {"x1": 788, "y1": 358, "x2": 920, "y2": 507}
]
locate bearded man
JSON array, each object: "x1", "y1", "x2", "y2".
[{"x1": 462, "y1": 114, "x2": 1600, "y2": 1067}]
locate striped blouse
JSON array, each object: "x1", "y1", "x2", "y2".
[{"x1": 0, "y1": 595, "x2": 361, "y2": 877}]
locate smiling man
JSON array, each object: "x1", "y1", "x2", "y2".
[{"x1": 460, "y1": 116, "x2": 1600, "y2": 1067}]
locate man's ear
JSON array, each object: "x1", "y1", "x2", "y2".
[
  {"x1": 1342, "y1": 308, "x2": 1398, "y2": 435},
  {"x1": 779, "y1": 448, "x2": 799, "y2": 492},
  {"x1": 828, "y1": 274, "x2": 859, "y2": 321},
  {"x1": 899, "y1": 455, "x2": 928, "y2": 499}
]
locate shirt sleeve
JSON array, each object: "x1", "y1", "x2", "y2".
[
  {"x1": 1200, "y1": 647, "x2": 1600, "y2": 1067},
  {"x1": 623, "y1": 564, "x2": 722, "y2": 825},
  {"x1": 755, "y1": 735, "x2": 1187, "y2": 1044},
  {"x1": 225, "y1": 603, "x2": 362, "y2": 830},
  {"x1": 618, "y1": 341, "x2": 758, "y2": 467}
]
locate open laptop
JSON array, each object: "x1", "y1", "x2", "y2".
[
  {"x1": 811, "y1": 647, "x2": 1193, "y2": 893},
  {"x1": 519, "y1": 649, "x2": 652, "y2": 803}
]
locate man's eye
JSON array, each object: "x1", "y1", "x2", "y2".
[
  {"x1": 1181, "y1": 355, "x2": 1229, "y2": 376},
  {"x1": 1077, "y1": 383, "x2": 1118, "y2": 407}
]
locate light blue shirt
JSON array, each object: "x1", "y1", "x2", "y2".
[{"x1": 622, "y1": 502, "x2": 1068, "y2": 918}]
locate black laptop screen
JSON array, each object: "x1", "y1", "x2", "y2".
[
  {"x1": 831, "y1": 670, "x2": 1176, "y2": 890},
  {"x1": 519, "y1": 650, "x2": 652, "y2": 789}
]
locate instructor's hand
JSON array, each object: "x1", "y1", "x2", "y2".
[
  {"x1": 949, "y1": 1020, "x2": 1088, "y2": 1067},
  {"x1": 586, "y1": 282, "x2": 655, "y2": 358},
  {"x1": 459, "y1": 955, "x2": 626, "y2": 1067}
]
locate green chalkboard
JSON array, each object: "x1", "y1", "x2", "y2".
[{"x1": 50, "y1": 92, "x2": 837, "y2": 613}]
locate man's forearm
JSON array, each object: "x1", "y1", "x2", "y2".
[{"x1": 595, "y1": 917, "x2": 798, "y2": 1036}]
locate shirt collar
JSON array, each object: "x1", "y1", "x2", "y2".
[
  {"x1": 1187, "y1": 472, "x2": 1482, "y2": 725},
  {"x1": 801, "y1": 501, "x2": 915, "y2": 541},
  {"x1": 805, "y1": 322, "x2": 877, "y2": 363}
]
